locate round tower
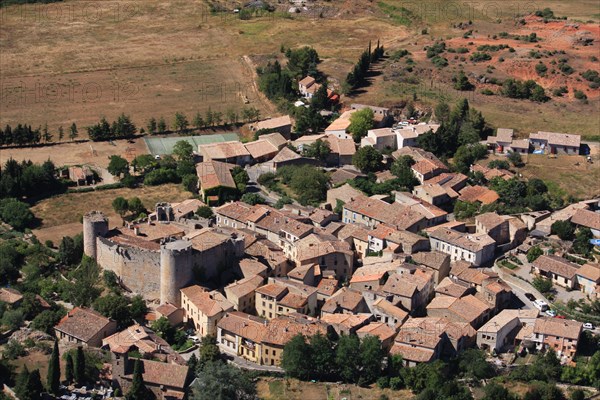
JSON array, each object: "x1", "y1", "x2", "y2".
[
  {"x1": 160, "y1": 239, "x2": 193, "y2": 306},
  {"x1": 83, "y1": 211, "x2": 109, "y2": 260}
]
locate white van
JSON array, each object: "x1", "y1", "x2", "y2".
[{"x1": 534, "y1": 299, "x2": 549, "y2": 312}]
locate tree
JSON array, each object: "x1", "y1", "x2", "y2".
[
  {"x1": 147, "y1": 118, "x2": 157, "y2": 135},
  {"x1": 532, "y1": 275, "x2": 553, "y2": 294},
  {"x1": 482, "y1": 382, "x2": 517, "y2": 400},
  {"x1": 309, "y1": 332, "x2": 335, "y2": 381},
  {"x1": 285, "y1": 165, "x2": 329, "y2": 205},
  {"x1": 453, "y1": 144, "x2": 487, "y2": 174},
  {"x1": 551, "y1": 220, "x2": 575, "y2": 240},
  {"x1": 391, "y1": 156, "x2": 419, "y2": 190},
  {"x1": 453, "y1": 71, "x2": 473, "y2": 90},
  {"x1": 58, "y1": 234, "x2": 83, "y2": 266},
  {"x1": 348, "y1": 108, "x2": 374, "y2": 142},
  {"x1": 112, "y1": 197, "x2": 129, "y2": 220},
  {"x1": 527, "y1": 246, "x2": 544, "y2": 263},
  {"x1": 173, "y1": 112, "x2": 189, "y2": 133},
  {"x1": 127, "y1": 197, "x2": 146, "y2": 217},
  {"x1": 69, "y1": 123, "x2": 78, "y2": 141},
  {"x1": 107, "y1": 155, "x2": 129, "y2": 177},
  {"x1": 193, "y1": 112, "x2": 205, "y2": 130},
  {"x1": 58, "y1": 125, "x2": 64, "y2": 141},
  {"x1": 126, "y1": 359, "x2": 151, "y2": 400},
  {"x1": 231, "y1": 166, "x2": 250, "y2": 192},
  {"x1": 190, "y1": 361, "x2": 256, "y2": 400},
  {"x1": 198, "y1": 335, "x2": 220, "y2": 371},
  {"x1": 336, "y1": 334, "x2": 361, "y2": 383},
  {"x1": 47, "y1": 340, "x2": 60, "y2": 394},
  {"x1": 66, "y1": 256, "x2": 101, "y2": 307},
  {"x1": 93, "y1": 294, "x2": 131, "y2": 329},
  {"x1": 570, "y1": 389, "x2": 585, "y2": 400},
  {"x1": 65, "y1": 353, "x2": 74, "y2": 384},
  {"x1": 303, "y1": 139, "x2": 331, "y2": 162},
  {"x1": 151, "y1": 316, "x2": 175, "y2": 343},
  {"x1": 507, "y1": 151, "x2": 524, "y2": 167},
  {"x1": 352, "y1": 146, "x2": 383, "y2": 173},
  {"x1": 158, "y1": 117, "x2": 167, "y2": 133},
  {"x1": 173, "y1": 140, "x2": 194, "y2": 163},
  {"x1": 282, "y1": 334, "x2": 312, "y2": 380},
  {"x1": 74, "y1": 346, "x2": 86, "y2": 384},
  {"x1": 573, "y1": 227, "x2": 593, "y2": 256},
  {"x1": 130, "y1": 295, "x2": 148, "y2": 321},
  {"x1": 0, "y1": 198, "x2": 34, "y2": 231},
  {"x1": 360, "y1": 335, "x2": 384, "y2": 385},
  {"x1": 240, "y1": 193, "x2": 266, "y2": 205},
  {"x1": 311, "y1": 82, "x2": 329, "y2": 110},
  {"x1": 196, "y1": 206, "x2": 214, "y2": 219}
]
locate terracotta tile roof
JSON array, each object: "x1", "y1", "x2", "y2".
[
  {"x1": 571, "y1": 209, "x2": 600, "y2": 231},
  {"x1": 471, "y1": 164, "x2": 515, "y2": 181},
  {"x1": 187, "y1": 228, "x2": 231, "y2": 252},
  {"x1": 425, "y1": 172, "x2": 468, "y2": 191},
  {"x1": 450, "y1": 260, "x2": 473, "y2": 276},
  {"x1": 272, "y1": 147, "x2": 302, "y2": 163},
  {"x1": 324, "y1": 134, "x2": 356, "y2": 156},
  {"x1": 254, "y1": 116, "x2": 292, "y2": 131},
  {"x1": 279, "y1": 292, "x2": 309, "y2": 309},
  {"x1": 170, "y1": 199, "x2": 205, "y2": 219},
  {"x1": 124, "y1": 358, "x2": 189, "y2": 389},
  {"x1": 255, "y1": 209, "x2": 314, "y2": 238},
  {"x1": 244, "y1": 139, "x2": 279, "y2": 159},
  {"x1": 344, "y1": 195, "x2": 425, "y2": 230},
  {"x1": 350, "y1": 261, "x2": 401, "y2": 283},
  {"x1": 295, "y1": 233, "x2": 352, "y2": 262},
  {"x1": 478, "y1": 309, "x2": 538, "y2": 333},
  {"x1": 411, "y1": 251, "x2": 449, "y2": 271},
  {"x1": 357, "y1": 322, "x2": 397, "y2": 343},
  {"x1": 225, "y1": 275, "x2": 264, "y2": 299},
  {"x1": 372, "y1": 298, "x2": 409, "y2": 321},
  {"x1": 321, "y1": 288, "x2": 365, "y2": 313},
  {"x1": 430, "y1": 228, "x2": 496, "y2": 252},
  {"x1": 55, "y1": 307, "x2": 114, "y2": 343},
  {"x1": 0, "y1": 288, "x2": 23, "y2": 305},
  {"x1": 483, "y1": 279, "x2": 511, "y2": 294},
  {"x1": 102, "y1": 324, "x2": 170, "y2": 355},
  {"x1": 456, "y1": 268, "x2": 493, "y2": 286},
  {"x1": 381, "y1": 272, "x2": 423, "y2": 298},
  {"x1": 533, "y1": 255, "x2": 580, "y2": 280},
  {"x1": 510, "y1": 139, "x2": 530, "y2": 150},
  {"x1": 577, "y1": 263, "x2": 600, "y2": 282},
  {"x1": 217, "y1": 311, "x2": 267, "y2": 342},
  {"x1": 328, "y1": 184, "x2": 364, "y2": 205},
  {"x1": 390, "y1": 342, "x2": 436, "y2": 363},
  {"x1": 180, "y1": 286, "x2": 234, "y2": 317},
  {"x1": 256, "y1": 282, "x2": 289, "y2": 299},
  {"x1": 412, "y1": 159, "x2": 446, "y2": 176},
  {"x1": 115, "y1": 222, "x2": 185, "y2": 243},
  {"x1": 325, "y1": 110, "x2": 356, "y2": 132},
  {"x1": 476, "y1": 212, "x2": 506, "y2": 231},
  {"x1": 216, "y1": 201, "x2": 253, "y2": 222},
  {"x1": 427, "y1": 295, "x2": 490, "y2": 325},
  {"x1": 435, "y1": 277, "x2": 471, "y2": 298},
  {"x1": 239, "y1": 258, "x2": 269, "y2": 278},
  {"x1": 530, "y1": 131, "x2": 580, "y2": 148},
  {"x1": 156, "y1": 303, "x2": 179, "y2": 318},
  {"x1": 299, "y1": 76, "x2": 316, "y2": 87},
  {"x1": 370, "y1": 127, "x2": 396, "y2": 138},
  {"x1": 198, "y1": 140, "x2": 250, "y2": 160},
  {"x1": 496, "y1": 128, "x2": 514, "y2": 143},
  {"x1": 317, "y1": 278, "x2": 339, "y2": 297},
  {"x1": 196, "y1": 160, "x2": 236, "y2": 190},
  {"x1": 534, "y1": 317, "x2": 582, "y2": 340},
  {"x1": 262, "y1": 313, "x2": 329, "y2": 346},
  {"x1": 330, "y1": 168, "x2": 365, "y2": 186},
  {"x1": 287, "y1": 264, "x2": 315, "y2": 281},
  {"x1": 321, "y1": 313, "x2": 371, "y2": 330},
  {"x1": 336, "y1": 222, "x2": 370, "y2": 242},
  {"x1": 458, "y1": 185, "x2": 499, "y2": 205}
]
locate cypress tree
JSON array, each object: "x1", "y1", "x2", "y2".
[
  {"x1": 126, "y1": 359, "x2": 149, "y2": 400},
  {"x1": 74, "y1": 346, "x2": 85, "y2": 384},
  {"x1": 28, "y1": 369, "x2": 44, "y2": 399},
  {"x1": 47, "y1": 340, "x2": 61, "y2": 394},
  {"x1": 65, "y1": 353, "x2": 74, "y2": 384}
]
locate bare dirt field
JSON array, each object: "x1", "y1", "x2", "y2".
[{"x1": 31, "y1": 183, "x2": 191, "y2": 243}]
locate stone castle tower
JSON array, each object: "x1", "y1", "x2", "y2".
[
  {"x1": 160, "y1": 239, "x2": 193, "y2": 305},
  {"x1": 83, "y1": 211, "x2": 109, "y2": 259}
]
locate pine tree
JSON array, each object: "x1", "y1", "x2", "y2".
[
  {"x1": 58, "y1": 125, "x2": 64, "y2": 141},
  {"x1": 65, "y1": 353, "x2": 74, "y2": 384},
  {"x1": 69, "y1": 123, "x2": 78, "y2": 141},
  {"x1": 15, "y1": 366, "x2": 30, "y2": 400},
  {"x1": 126, "y1": 359, "x2": 149, "y2": 400},
  {"x1": 47, "y1": 340, "x2": 61, "y2": 394},
  {"x1": 74, "y1": 346, "x2": 85, "y2": 384}
]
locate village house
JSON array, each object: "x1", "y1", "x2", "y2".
[
  {"x1": 292, "y1": 233, "x2": 354, "y2": 280},
  {"x1": 575, "y1": 263, "x2": 600, "y2": 296},
  {"x1": 435, "y1": 277, "x2": 473, "y2": 299},
  {"x1": 429, "y1": 227, "x2": 496, "y2": 266},
  {"x1": 411, "y1": 251, "x2": 451, "y2": 285},
  {"x1": 379, "y1": 269, "x2": 435, "y2": 315},
  {"x1": 336, "y1": 222, "x2": 370, "y2": 259},
  {"x1": 298, "y1": 76, "x2": 338, "y2": 103},
  {"x1": 349, "y1": 260, "x2": 402, "y2": 292},
  {"x1": 255, "y1": 279, "x2": 317, "y2": 320},
  {"x1": 361, "y1": 127, "x2": 396, "y2": 151},
  {"x1": 68, "y1": 165, "x2": 95, "y2": 186},
  {"x1": 326, "y1": 183, "x2": 363, "y2": 210},
  {"x1": 195, "y1": 160, "x2": 237, "y2": 204},
  {"x1": 350, "y1": 104, "x2": 392, "y2": 128},
  {"x1": 470, "y1": 164, "x2": 515, "y2": 181},
  {"x1": 198, "y1": 140, "x2": 252, "y2": 165},
  {"x1": 532, "y1": 255, "x2": 580, "y2": 289},
  {"x1": 392, "y1": 147, "x2": 448, "y2": 183},
  {"x1": 224, "y1": 275, "x2": 265, "y2": 314},
  {"x1": 370, "y1": 297, "x2": 409, "y2": 330},
  {"x1": 55, "y1": 307, "x2": 118, "y2": 348},
  {"x1": 394, "y1": 124, "x2": 440, "y2": 149},
  {"x1": 571, "y1": 209, "x2": 600, "y2": 238},
  {"x1": 367, "y1": 224, "x2": 430, "y2": 255},
  {"x1": 236, "y1": 258, "x2": 269, "y2": 279},
  {"x1": 287, "y1": 263, "x2": 317, "y2": 286},
  {"x1": 154, "y1": 303, "x2": 184, "y2": 327},
  {"x1": 426, "y1": 294, "x2": 492, "y2": 329},
  {"x1": 530, "y1": 318, "x2": 583, "y2": 362},
  {"x1": 329, "y1": 168, "x2": 366, "y2": 186},
  {"x1": 110, "y1": 353, "x2": 190, "y2": 400},
  {"x1": 529, "y1": 131, "x2": 581, "y2": 155},
  {"x1": 217, "y1": 311, "x2": 267, "y2": 365},
  {"x1": 342, "y1": 195, "x2": 427, "y2": 233},
  {"x1": 250, "y1": 115, "x2": 293, "y2": 139},
  {"x1": 243, "y1": 133, "x2": 286, "y2": 163},
  {"x1": 458, "y1": 185, "x2": 500, "y2": 205},
  {"x1": 325, "y1": 110, "x2": 356, "y2": 139},
  {"x1": 268, "y1": 146, "x2": 320, "y2": 171},
  {"x1": 357, "y1": 322, "x2": 398, "y2": 352},
  {"x1": 475, "y1": 212, "x2": 510, "y2": 245},
  {"x1": 486, "y1": 128, "x2": 531, "y2": 154},
  {"x1": 394, "y1": 192, "x2": 448, "y2": 228},
  {"x1": 476, "y1": 309, "x2": 538, "y2": 353},
  {"x1": 321, "y1": 313, "x2": 373, "y2": 336},
  {"x1": 321, "y1": 287, "x2": 369, "y2": 316},
  {"x1": 180, "y1": 285, "x2": 235, "y2": 337},
  {"x1": 261, "y1": 313, "x2": 330, "y2": 366},
  {"x1": 0, "y1": 288, "x2": 24, "y2": 307}
]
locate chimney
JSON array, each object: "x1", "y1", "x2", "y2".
[{"x1": 134, "y1": 226, "x2": 140, "y2": 236}]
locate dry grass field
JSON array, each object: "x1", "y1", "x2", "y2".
[
  {"x1": 31, "y1": 183, "x2": 191, "y2": 243},
  {"x1": 256, "y1": 377, "x2": 415, "y2": 400}
]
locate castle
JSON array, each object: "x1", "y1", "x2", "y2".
[{"x1": 83, "y1": 203, "x2": 245, "y2": 306}]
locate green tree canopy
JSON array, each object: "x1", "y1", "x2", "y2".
[
  {"x1": 107, "y1": 155, "x2": 130, "y2": 177},
  {"x1": 173, "y1": 140, "x2": 194, "y2": 162},
  {"x1": 348, "y1": 108, "x2": 374, "y2": 143},
  {"x1": 126, "y1": 359, "x2": 152, "y2": 400},
  {"x1": 352, "y1": 146, "x2": 383, "y2": 173},
  {"x1": 0, "y1": 198, "x2": 34, "y2": 231},
  {"x1": 282, "y1": 334, "x2": 312, "y2": 380}
]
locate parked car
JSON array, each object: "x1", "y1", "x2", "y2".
[
  {"x1": 555, "y1": 315, "x2": 565, "y2": 319},
  {"x1": 189, "y1": 335, "x2": 201, "y2": 344},
  {"x1": 584, "y1": 323, "x2": 594, "y2": 330},
  {"x1": 533, "y1": 299, "x2": 549, "y2": 312},
  {"x1": 525, "y1": 293, "x2": 536, "y2": 301},
  {"x1": 545, "y1": 309, "x2": 556, "y2": 317}
]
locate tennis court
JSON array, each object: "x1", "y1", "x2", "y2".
[{"x1": 144, "y1": 133, "x2": 240, "y2": 155}]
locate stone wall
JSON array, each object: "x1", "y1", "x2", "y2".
[{"x1": 96, "y1": 237, "x2": 161, "y2": 301}]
